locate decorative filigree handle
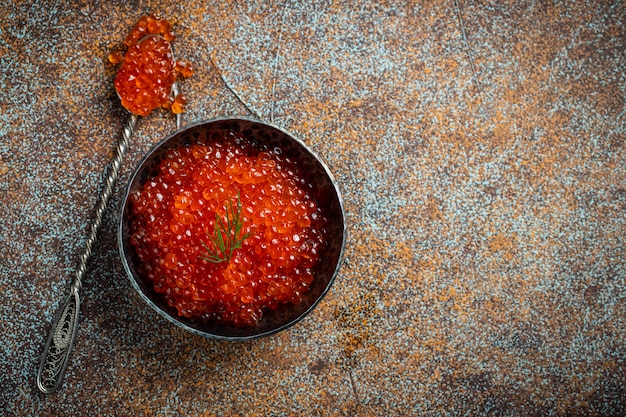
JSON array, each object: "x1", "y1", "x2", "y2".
[
  {"x1": 36, "y1": 285, "x2": 81, "y2": 394},
  {"x1": 36, "y1": 113, "x2": 138, "y2": 393}
]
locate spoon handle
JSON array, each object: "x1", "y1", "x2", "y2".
[{"x1": 36, "y1": 113, "x2": 138, "y2": 394}]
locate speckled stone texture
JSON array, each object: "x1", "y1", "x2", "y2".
[{"x1": 1, "y1": 1, "x2": 624, "y2": 416}]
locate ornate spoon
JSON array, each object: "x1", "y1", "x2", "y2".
[{"x1": 36, "y1": 31, "x2": 183, "y2": 393}]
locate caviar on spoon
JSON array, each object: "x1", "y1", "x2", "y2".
[
  {"x1": 36, "y1": 14, "x2": 192, "y2": 394},
  {"x1": 112, "y1": 14, "x2": 193, "y2": 118}
]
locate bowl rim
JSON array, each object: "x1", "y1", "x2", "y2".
[{"x1": 117, "y1": 115, "x2": 347, "y2": 341}]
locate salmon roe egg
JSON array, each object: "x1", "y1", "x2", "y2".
[
  {"x1": 129, "y1": 133, "x2": 329, "y2": 327},
  {"x1": 112, "y1": 14, "x2": 194, "y2": 117}
]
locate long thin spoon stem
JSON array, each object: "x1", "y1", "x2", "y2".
[{"x1": 36, "y1": 113, "x2": 138, "y2": 394}]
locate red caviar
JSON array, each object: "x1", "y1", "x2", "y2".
[
  {"x1": 129, "y1": 132, "x2": 328, "y2": 326},
  {"x1": 112, "y1": 14, "x2": 194, "y2": 116}
]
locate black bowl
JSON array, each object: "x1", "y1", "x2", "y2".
[{"x1": 118, "y1": 117, "x2": 346, "y2": 340}]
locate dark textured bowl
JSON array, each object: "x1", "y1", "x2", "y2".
[{"x1": 118, "y1": 117, "x2": 346, "y2": 340}]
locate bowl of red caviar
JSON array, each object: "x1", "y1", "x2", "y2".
[{"x1": 118, "y1": 117, "x2": 346, "y2": 340}]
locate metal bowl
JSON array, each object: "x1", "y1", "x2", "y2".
[{"x1": 118, "y1": 117, "x2": 346, "y2": 340}]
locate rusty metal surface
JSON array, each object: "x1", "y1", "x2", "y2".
[{"x1": 1, "y1": 1, "x2": 625, "y2": 415}]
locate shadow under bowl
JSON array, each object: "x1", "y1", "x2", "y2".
[{"x1": 118, "y1": 117, "x2": 346, "y2": 340}]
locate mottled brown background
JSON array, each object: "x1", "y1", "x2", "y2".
[{"x1": 1, "y1": 0, "x2": 625, "y2": 416}]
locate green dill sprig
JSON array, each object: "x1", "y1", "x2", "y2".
[{"x1": 200, "y1": 192, "x2": 251, "y2": 263}]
